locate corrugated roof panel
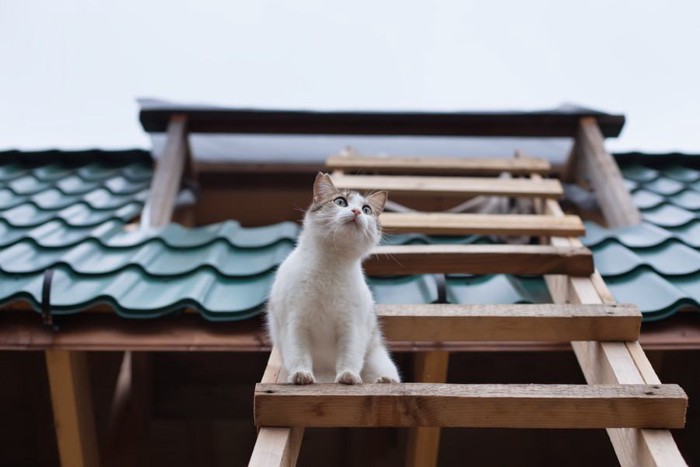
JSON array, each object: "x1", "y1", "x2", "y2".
[
  {"x1": 369, "y1": 275, "x2": 438, "y2": 304},
  {"x1": 446, "y1": 274, "x2": 552, "y2": 305}
]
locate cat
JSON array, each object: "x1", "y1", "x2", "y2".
[{"x1": 266, "y1": 172, "x2": 400, "y2": 385}]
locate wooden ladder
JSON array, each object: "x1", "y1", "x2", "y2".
[{"x1": 249, "y1": 153, "x2": 688, "y2": 466}]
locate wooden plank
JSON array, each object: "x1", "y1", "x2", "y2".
[
  {"x1": 377, "y1": 304, "x2": 641, "y2": 342},
  {"x1": 406, "y1": 352, "x2": 449, "y2": 467},
  {"x1": 332, "y1": 174, "x2": 563, "y2": 198},
  {"x1": 139, "y1": 107, "x2": 626, "y2": 137},
  {"x1": 326, "y1": 155, "x2": 551, "y2": 175},
  {"x1": 141, "y1": 114, "x2": 190, "y2": 228},
  {"x1": 45, "y1": 350, "x2": 100, "y2": 467},
  {"x1": 254, "y1": 383, "x2": 686, "y2": 429},
  {"x1": 539, "y1": 187, "x2": 688, "y2": 466},
  {"x1": 380, "y1": 212, "x2": 585, "y2": 236},
  {"x1": 249, "y1": 348, "x2": 304, "y2": 467},
  {"x1": 366, "y1": 244, "x2": 594, "y2": 276},
  {"x1": 575, "y1": 117, "x2": 641, "y2": 228}
]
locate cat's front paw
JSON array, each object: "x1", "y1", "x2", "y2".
[
  {"x1": 335, "y1": 370, "x2": 362, "y2": 385},
  {"x1": 289, "y1": 370, "x2": 315, "y2": 385},
  {"x1": 375, "y1": 376, "x2": 399, "y2": 384}
]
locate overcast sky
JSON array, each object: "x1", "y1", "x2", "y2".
[{"x1": 1, "y1": 0, "x2": 698, "y2": 153}]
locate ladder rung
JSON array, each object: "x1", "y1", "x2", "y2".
[
  {"x1": 327, "y1": 155, "x2": 551, "y2": 175},
  {"x1": 254, "y1": 383, "x2": 687, "y2": 429},
  {"x1": 380, "y1": 212, "x2": 585, "y2": 236},
  {"x1": 366, "y1": 244, "x2": 594, "y2": 276},
  {"x1": 332, "y1": 174, "x2": 563, "y2": 198},
  {"x1": 377, "y1": 304, "x2": 641, "y2": 342}
]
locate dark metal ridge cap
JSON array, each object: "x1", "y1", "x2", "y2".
[
  {"x1": 139, "y1": 100, "x2": 625, "y2": 138},
  {"x1": 614, "y1": 152, "x2": 700, "y2": 169},
  {"x1": 0, "y1": 149, "x2": 152, "y2": 165}
]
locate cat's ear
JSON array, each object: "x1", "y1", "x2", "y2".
[
  {"x1": 366, "y1": 191, "x2": 388, "y2": 214},
  {"x1": 313, "y1": 172, "x2": 338, "y2": 203}
]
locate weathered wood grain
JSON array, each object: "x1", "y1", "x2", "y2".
[
  {"x1": 332, "y1": 174, "x2": 563, "y2": 198},
  {"x1": 380, "y1": 212, "x2": 585, "y2": 236},
  {"x1": 366, "y1": 244, "x2": 594, "y2": 276},
  {"x1": 377, "y1": 303, "x2": 640, "y2": 342},
  {"x1": 255, "y1": 383, "x2": 687, "y2": 429},
  {"x1": 326, "y1": 155, "x2": 551, "y2": 175}
]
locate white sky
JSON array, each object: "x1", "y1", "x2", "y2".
[{"x1": 1, "y1": 0, "x2": 698, "y2": 153}]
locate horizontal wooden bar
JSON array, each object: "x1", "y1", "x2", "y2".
[
  {"x1": 366, "y1": 244, "x2": 594, "y2": 276},
  {"x1": 326, "y1": 155, "x2": 551, "y2": 175},
  {"x1": 139, "y1": 107, "x2": 626, "y2": 137},
  {"x1": 254, "y1": 383, "x2": 687, "y2": 429},
  {"x1": 333, "y1": 174, "x2": 563, "y2": 198},
  {"x1": 377, "y1": 304, "x2": 641, "y2": 342},
  {"x1": 380, "y1": 212, "x2": 585, "y2": 236},
  {"x1": 2, "y1": 310, "x2": 699, "y2": 352}
]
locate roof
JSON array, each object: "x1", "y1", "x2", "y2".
[
  {"x1": 0, "y1": 149, "x2": 698, "y2": 323},
  {"x1": 139, "y1": 99, "x2": 626, "y2": 137},
  {"x1": 582, "y1": 154, "x2": 700, "y2": 321}
]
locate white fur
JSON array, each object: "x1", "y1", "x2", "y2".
[{"x1": 266, "y1": 175, "x2": 400, "y2": 385}]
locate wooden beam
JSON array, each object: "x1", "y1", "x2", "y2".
[
  {"x1": 380, "y1": 212, "x2": 585, "y2": 236},
  {"x1": 249, "y1": 348, "x2": 304, "y2": 467},
  {"x1": 366, "y1": 244, "x2": 594, "y2": 276},
  {"x1": 538, "y1": 189, "x2": 688, "y2": 466},
  {"x1": 406, "y1": 352, "x2": 449, "y2": 467},
  {"x1": 574, "y1": 117, "x2": 641, "y2": 228},
  {"x1": 140, "y1": 107, "x2": 626, "y2": 137},
  {"x1": 3, "y1": 311, "x2": 696, "y2": 352},
  {"x1": 332, "y1": 174, "x2": 563, "y2": 198},
  {"x1": 326, "y1": 155, "x2": 551, "y2": 175},
  {"x1": 141, "y1": 114, "x2": 190, "y2": 228},
  {"x1": 254, "y1": 383, "x2": 686, "y2": 429},
  {"x1": 377, "y1": 304, "x2": 640, "y2": 342},
  {"x1": 45, "y1": 350, "x2": 100, "y2": 467}
]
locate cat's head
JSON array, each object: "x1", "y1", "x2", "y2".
[{"x1": 303, "y1": 172, "x2": 388, "y2": 257}]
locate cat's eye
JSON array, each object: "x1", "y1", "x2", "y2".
[
  {"x1": 334, "y1": 197, "x2": 348, "y2": 207},
  {"x1": 362, "y1": 205, "x2": 372, "y2": 215}
]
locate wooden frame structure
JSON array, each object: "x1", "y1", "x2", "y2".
[
  {"x1": 23, "y1": 107, "x2": 690, "y2": 466},
  {"x1": 250, "y1": 145, "x2": 686, "y2": 466}
]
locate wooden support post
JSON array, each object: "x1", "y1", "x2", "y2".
[
  {"x1": 249, "y1": 348, "x2": 304, "y2": 467},
  {"x1": 141, "y1": 113, "x2": 191, "y2": 229},
  {"x1": 45, "y1": 350, "x2": 100, "y2": 467},
  {"x1": 569, "y1": 117, "x2": 641, "y2": 228},
  {"x1": 406, "y1": 351, "x2": 449, "y2": 467}
]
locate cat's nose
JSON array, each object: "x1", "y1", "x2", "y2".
[{"x1": 351, "y1": 208, "x2": 361, "y2": 215}]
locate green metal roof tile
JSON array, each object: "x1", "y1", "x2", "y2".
[
  {"x1": 381, "y1": 233, "x2": 483, "y2": 246},
  {"x1": 641, "y1": 204, "x2": 697, "y2": 227},
  {"x1": 668, "y1": 189, "x2": 700, "y2": 211},
  {"x1": 591, "y1": 240, "x2": 700, "y2": 277},
  {"x1": 631, "y1": 189, "x2": 665, "y2": 210},
  {"x1": 369, "y1": 275, "x2": 438, "y2": 304},
  {"x1": 0, "y1": 163, "x2": 29, "y2": 182},
  {"x1": 621, "y1": 164, "x2": 659, "y2": 182},
  {"x1": 641, "y1": 176, "x2": 686, "y2": 196},
  {"x1": 0, "y1": 239, "x2": 294, "y2": 277},
  {"x1": 0, "y1": 268, "x2": 273, "y2": 321},
  {"x1": 0, "y1": 201, "x2": 142, "y2": 228},
  {"x1": 663, "y1": 165, "x2": 700, "y2": 183},
  {"x1": 666, "y1": 221, "x2": 700, "y2": 248},
  {"x1": 604, "y1": 269, "x2": 696, "y2": 321},
  {"x1": 582, "y1": 221, "x2": 672, "y2": 248},
  {"x1": 446, "y1": 274, "x2": 552, "y2": 305}
]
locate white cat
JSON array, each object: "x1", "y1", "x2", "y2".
[{"x1": 266, "y1": 172, "x2": 400, "y2": 385}]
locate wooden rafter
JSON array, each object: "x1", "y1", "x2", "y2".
[
  {"x1": 141, "y1": 113, "x2": 192, "y2": 229},
  {"x1": 566, "y1": 117, "x2": 641, "y2": 228}
]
